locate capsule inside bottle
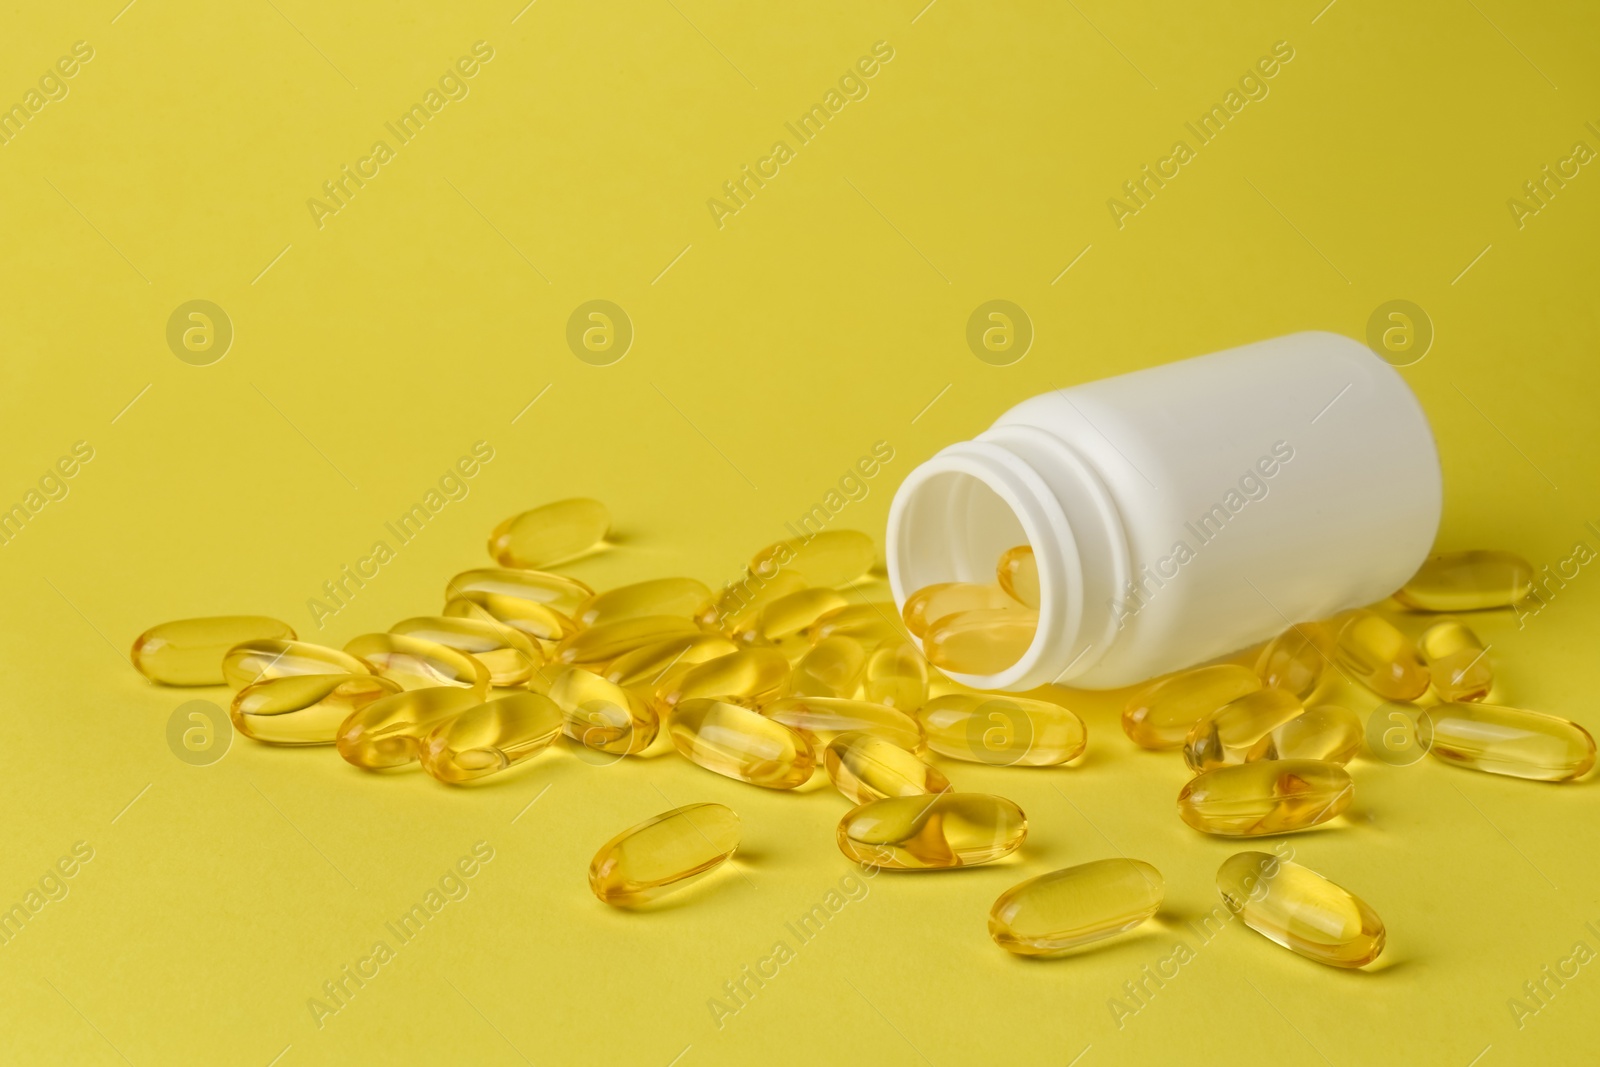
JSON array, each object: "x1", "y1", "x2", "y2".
[
  {"x1": 917, "y1": 693, "x2": 1085, "y2": 766},
  {"x1": 901, "y1": 582, "x2": 1024, "y2": 637},
  {"x1": 824, "y1": 731, "x2": 950, "y2": 804},
  {"x1": 989, "y1": 858, "x2": 1164, "y2": 957},
  {"x1": 1184, "y1": 688, "x2": 1304, "y2": 773},
  {"x1": 487, "y1": 498, "x2": 610, "y2": 569},
  {"x1": 1418, "y1": 620, "x2": 1492, "y2": 702},
  {"x1": 336, "y1": 687, "x2": 484, "y2": 769},
  {"x1": 922, "y1": 608, "x2": 1038, "y2": 675},
  {"x1": 836, "y1": 792, "x2": 1027, "y2": 870},
  {"x1": 996, "y1": 545, "x2": 1040, "y2": 608},
  {"x1": 1123, "y1": 664, "x2": 1262, "y2": 750},
  {"x1": 1394, "y1": 549, "x2": 1535, "y2": 612},
  {"x1": 1177, "y1": 760, "x2": 1353, "y2": 836},
  {"x1": 589, "y1": 803, "x2": 740, "y2": 907},
  {"x1": 1216, "y1": 852, "x2": 1385, "y2": 967},
  {"x1": 232, "y1": 673, "x2": 400, "y2": 745},
  {"x1": 419, "y1": 692, "x2": 563, "y2": 784},
  {"x1": 668, "y1": 699, "x2": 816, "y2": 788},
  {"x1": 343, "y1": 633, "x2": 491, "y2": 695},
  {"x1": 1423, "y1": 702, "x2": 1596, "y2": 782},
  {"x1": 221, "y1": 638, "x2": 370, "y2": 690},
  {"x1": 1333, "y1": 610, "x2": 1428, "y2": 700},
  {"x1": 132, "y1": 616, "x2": 297, "y2": 686}
]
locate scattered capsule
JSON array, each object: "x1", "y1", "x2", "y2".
[
  {"x1": 1254, "y1": 622, "x2": 1336, "y2": 700},
  {"x1": 901, "y1": 582, "x2": 1024, "y2": 637},
  {"x1": 554, "y1": 615, "x2": 702, "y2": 665},
  {"x1": 487, "y1": 498, "x2": 610, "y2": 569},
  {"x1": 231, "y1": 674, "x2": 400, "y2": 745},
  {"x1": 917, "y1": 693, "x2": 1086, "y2": 766},
  {"x1": 445, "y1": 566, "x2": 593, "y2": 615},
  {"x1": 547, "y1": 666, "x2": 659, "y2": 755},
  {"x1": 221, "y1": 639, "x2": 370, "y2": 689},
  {"x1": 764, "y1": 696, "x2": 926, "y2": 753},
  {"x1": 749, "y1": 529, "x2": 875, "y2": 587},
  {"x1": 808, "y1": 602, "x2": 908, "y2": 649},
  {"x1": 989, "y1": 859, "x2": 1165, "y2": 957},
  {"x1": 336, "y1": 687, "x2": 484, "y2": 769},
  {"x1": 863, "y1": 641, "x2": 929, "y2": 711},
  {"x1": 343, "y1": 633, "x2": 492, "y2": 696},
  {"x1": 1185, "y1": 688, "x2": 1305, "y2": 773},
  {"x1": 131, "y1": 616, "x2": 297, "y2": 686},
  {"x1": 1177, "y1": 760, "x2": 1353, "y2": 836},
  {"x1": 1217, "y1": 852, "x2": 1385, "y2": 968},
  {"x1": 670, "y1": 699, "x2": 816, "y2": 788},
  {"x1": 389, "y1": 616, "x2": 542, "y2": 687},
  {"x1": 443, "y1": 595, "x2": 578, "y2": 644},
  {"x1": 1419, "y1": 620, "x2": 1492, "y2": 702},
  {"x1": 654, "y1": 647, "x2": 791, "y2": 714},
  {"x1": 604, "y1": 634, "x2": 741, "y2": 690},
  {"x1": 1423, "y1": 702, "x2": 1596, "y2": 782},
  {"x1": 1123, "y1": 665, "x2": 1263, "y2": 750},
  {"x1": 996, "y1": 545, "x2": 1040, "y2": 608},
  {"x1": 837, "y1": 793, "x2": 1027, "y2": 870},
  {"x1": 743, "y1": 588, "x2": 849, "y2": 645},
  {"x1": 923, "y1": 608, "x2": 1038, "y2": 675},
  {"x1": 1334, "y1": 611, "x2": 1428, "y2": 700},
  {"x1": 419, "y1": 692, "x2": 563, "y2": 784},
  {"x1": 700, "y1": 571, "x2": 807, "y2": 633},
  {"x1": 1394, "y1": 549, "x2": 1535, "y2": 612},
  {"x1": 1245, "y1": 704, "x2": 1363, "y2": 765},
  {"x1": 589, "y1": 803, "x2": 740, "y2": 907},
  {"x1": 825, "y1": 732, "x2": 950, "y2": 804},
  {"x1": 576, "y1": 577, "x2": 713, "y2": 628},
  {"x1": 785, "y1": 637, "x2": 867, "y2": 699}
]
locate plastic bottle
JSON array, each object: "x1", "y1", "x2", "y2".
[{"x1": 885, "y1": 332, "x2": 1441, "y2": 691}]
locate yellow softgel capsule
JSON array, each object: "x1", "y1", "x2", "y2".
[
  {"x1": 1185, "y1": 688, "x2": 1305, "y2": 773},
  {"x1": 443, "y1": 595, "x2": 578, "y2": 644},
  {"x1": 1254, "y1": 622, "x2": 1336, "y2": 699},
  {"x1": 231, "y1": 673, "x2": 400, "y2": 745},
  {"x1": 1419, "y1": 620, "x2": 1492, "y2": 702},
  {"x1": 1423, "y1": 702, "x2": 1596, "y2": 782},
  {"x1": 1394, "y1": 549, "x2": 1535, "y2": 612},
  {"x1": 389, "y1": 616, "x2": 542, "y2": 687},
  {"x1": 901, "y1": 582, "x2": 1025, "y2": 638},
  {"x1": 784, "y1": 636, "x2": 867, "y2": 699},
  {"x1": 554, "y1": 615, "x2": 702, "y2": 665},
  {"x1": 669, "y1": 698, "x2": 816, "y2": 788},
  {"x1": 221, "y1": 638, "x2": 370, "y2": 689},
  {"x1": 918, "y1": 693, "x2": 1086, "y2": 766},
  {"x1": 336, "y1": 687, "x2": 483, "y2": 769},
  {"x1": 763, "y1": 696, "x2": 927, "y2": 753},
  {"x1": 749, "y1": 529, "x2": 875, "y2": 587},
  {"x1": 487, "y1": 498, "x2": 610, "y2": 569},
  {"x1": 836, "y1": 793, "x2": 1027, "y2": 870},
  {"x1": 988, "y1": 859, "x2": 1164, "y2": 957},
  {"x1": 419, "y1": 692, "x2": 563, "y2": 784},
  {"x1": 589, "y1": 803, "x2": 741, "y2": 907},
  {"x1": 1178, "y1": 760, "x2": 1353, "y2": 836},
  {"x1": 1123, "y1": 664, "x2": 1262, "y2": 750},
  {"x1": 1245, "y1": 704, "x2": 1363, "y2": 765},
  {"x1": 923, "y1": 608, "x2": 1039, "y2": 675},
  {"x1": 343, "y1": 633, "x2": 492, "y2": 696},
  {"x1": 808, "y1": 602, "x2": 908, "y2": 650},
  {"x1": 653, "y1": 647, "x2": 791, "y2": 714},
  {"x1": 996, "y1": 545, "x2": 1040, "y2": 608},
  {"x1": 445, "y1": 566, "x2": 593, "y2": 615},
  {"x1": 863, "y1": 641, "x2": 929, "y2": 711},
  {"x1": 576, "y1": 577, "x2": 714, "y2": 628},
  {"x1": 604, "y1": 634, "x2": 741, "y2": 690},
  {"x1": 700, "y1": 571, "x2": 807, "y2": 633},
  {"x1": 132, "y1": 616, "x2": 297, "y2": 686},
  {"x1": 825, "y1": 732, "x2": 950, "y2": 804},
  {"x1": 1333, "y1": 610, "x2": 1428, "y2": 700},
  {"x1": 1217, "y1": 852, "x2": 1385, "y2": 968},
  {"x1": 547, "y1": 666, "x2": 658, "y2": 755},
  {"x1": 742, "y1": 588, "x2": 849, "y2": 645}
]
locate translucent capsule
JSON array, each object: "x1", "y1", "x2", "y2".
[
  {"x1": 669, "y1": 699, "x2": 816, "y2": 788},
  {"x1": 901, "y1": 582, "x2": 1024, "y2": 638},
  {"x1": 923, "y1": 609, "x2": 1038, "y2": 675},
  {"x1": 808, "y1": 603, "x2": 908, "y2": 649},
  {"x1": 132, "y1": 616, "x2": 297, "y2": 686},
  {"x1": 419, "y1": 692, "x2": 563, "y2": 784},
  {"x1": 785, "y1": 637, "x2": 867, "y2": 699},
  {"x1": 837, "y1": 793, "x2": 1027, "y2": 870},
  {"x1": 231, "y1": 673, "x2": 400, "y2": 745},
  {"x1": 989, "y1": 859, "x2": 1164, "y2": 957},
  {"x1": 863, "y1": 641, "x2": 929, "y2": 711},
  {"x1": 389, "y1": 616, "x2": 542, "y2": 687},
  {"x1": 443, "y1": 595, "x2": 578, "y2": 644},
  {"x1": 917, "y1": 693, "x2": 1086, "y2": 766},
  {"x1": 654, "y1": 647, "x2": 791, "y2": 714},
  {"x1": 996, "y1": 545, "x2": 1040, "y2": 608},
  {"x1": 1245, "y1": 704, "x2": 1363, "y2": 765},
  {"x1": 487, "y1": 498, "x2": 610, "y2": 569},
  {"x1": 825, "y1": 731, "x2": 950, "y2": 804},
  {"x1": 1419, "y1": 620, "x2": 1492, "y2": 702},
  {"x1": 337, "y1": 687, "x2": 483, "y2": 769},
  {"x1": 1394, "y1": 549, "x2": 1535, "y2": 612},
  {"x1": 700, "y1": 571, "x2": 807, "y2": 633},
  {"x1": 343, "y1": 633, "x2": 491, "y2": 696},
  {"x1": 743, "y1": 588, "x2": 849, "y2": 644},
  {"x1": 1185, "y1": 688, "x2": 1305, "y2": 773},
  {"x1": 554, "y1": 615, "x2": 702, "y2": 665},
  {"x1": 576, "y1": 577, "x2": 713, "y2": 629},
  {"x1": 1217, "y1": 852, "x2": 1385, "y2": 968},
  {"x1": 749, "y1": 529, "x2": 874, "y2": 588},
  {"x1": 1334, "y1": 610, "x2": 1428, "y2": 700},
  {"x1": 1254, "y1": 622, "x2": 1336, "y2": 700},
  {"x1": 604, "y1": 634, "x2": 740, "y2": 690},
  {"x1": 1423, "y1": 702, "x2": 1596, "y2": 781},
  {"x1": 445, "y1": 566, "x2": 593, "y2": 615},
  {"x1": 221, "y1": 639, "x2": 369, "y2": 689},
  {"x1": 1178, "y1": 760, "x2": 1353, "y2": 836},
  {"x1": 589, "y1": 804, "x2": 740, "y2": 907},
  {"x1": 547, "y1": 666, "x2": 658, "y2": 755},
  {"x1": 764, "y1": 696, "x2": 926, "y2": 753},
  {"x1": 1123, "y1": 664, "x2": 1262, "y2": 750}
]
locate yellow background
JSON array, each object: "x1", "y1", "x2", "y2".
[{"x1": 2, "y1": 1, "x2": 1597, "y2": 1063}]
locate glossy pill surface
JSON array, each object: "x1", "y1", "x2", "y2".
[
  {"x1": 488, "y1": 498, "x2": 610, "y2": 569},
  {"x1": 604, "y1": 634, "x2": 741, "y2": 690},
  {"x1": 989, "y1": 859, "x2": 1164, "y2": 957},
  {"x1": 1419, "y1": 620, "x2": 1492, "y2": 702},
  {"x1": 785, "y1": 636, "x2": 867, "y2": 699},
  {"x1": 701, "y1": 571, "x2": 807, "y2": 633},
  {"x1": 443, "y1": 595, "x2": 577, "y2": 644},
  {"x1": 1255, "y1": 622, "x2": 1336, "y2": 700},
  {"x1": 337, "y1": 687, "x2": 483, "y2": 769},
  {"x1": 863, "y1": 641, "x2": 929, "y2": 711},
  {"x1": 1217, "y1": 852, "x2": 1385, "y2": 967},
  {"x1": 548, "y1": 667, "x2": 658, "y2": 755},
  {"x1": 419, "y1": 692, "x2": 563, "y2": 783},
  {"x1": 807, "y1": 602, "x2": 908, "y2": 650},
  {"x1": 655, "y1": 647, "x2": 791, "y2": 713},
  {"x1": 1334, "y1": 610, "x2": 1428, "y2": 700},
  {"x1": 1178, "y1": 760, "x2": 1353, "y2": 836},
  {"x1": 231, "y1": 674, "x2": 400, "y2": 745},
  {"x1": 996, "y1": 544, "x2": 1040, "y2": 608},
  {"x1": 1185, "y1": 688, "x2": 1304, "y2": 772},
  {"x1": 555, "y1": 615, "x2": 702, "y2": 665},
  {"x1": 1245, "y1": 704, "x2": 1363, "y2": 765},
  {"x1": 343, "y1": 633, "x2": 491, "y2": 696},
  {"x1": 825, "y1": 732, "x2": 950, "y2": 804},
  {"x1": 389, "y1": 616, "x2": 541, "y2": 687},
  {"x1": 589, "y1": 804, "x2": 740, "y2": 907},
  {"x1": 1394, "y1": 550, "x2": 1535, "y2": 612},
  {"x1": 746, "y1": 588, "x2": 849, "y2": 644},
  {"x1": 132, "y1": 616, "x2": 296, "y2": 686},
  {"x1": 749, "y1": 529, "x2": 874, "y2": 587},
  {"x1": 1423, "y1": 702, "x2": 1596, "y2": 781},
  {"x1": 918, "y1": 693, "x2": 1085, "y2": 766},
  {"x1": 764, "y1": 696, "x2": 926, "y2": 753},
  {"x1": 837, "y1": 793, "x2": 1026, "y2": 870},
  {"x1": 923, "y1": 608, "x2": 1038, "y2": 675},
  {"x1": 445, "y1": 567, "x2": 593, "y2": 615},
  {"x1": 902, "y1": 582, "x2": 1024, "y2": 637},
  {"x1": 221, "y1": 639, "x2": 369, "y2": 690},
  {"x1": 669, "y1": 699, "x2": 816, "y2": 788},
  {"x1": 577, "y1": 577, "x2": 713, "y2": 628},
  {"x1": 1123, "y1": 665, "x2": 1262, "y2": 750}
]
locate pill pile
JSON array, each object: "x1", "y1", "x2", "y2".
[{"x1": 132, "y1": 505, "x2": 1593, "y2": 968}]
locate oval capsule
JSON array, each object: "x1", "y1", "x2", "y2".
[
  {"x1": 742, "y1": 588, "x2": 849, "y2": 645},
  {"x1": 1334, "y1": 611, "x2": 1428, "y2": 700},
  {"x1": 989, "y1": 859, "x2": 1165, "y2": 957},
  {"x1": 589, "y1": 804, "x2": 741, "y2": 907},
  {"x1": 700, "y1": 571, "x2": 808, "y2": 633},
  {"x1": 1394, "y1": 550, "x2": 1535, "y2": 612},
  {"x1": 1423, "y1": 702, "x2": 1596, "y2": 781},
  {"x1": 547, "y1": 666, "x2": 658, "y2": 756},
  {"x1": 784, "y1": 637, "x2": 867, "y2": 699},
  {"x1": 764, "y1": 696, "x2": 926, "y2": 753},
  {"x1": 1178, "y1": 760, "x2": 1353, "y2": 836},
  {"x1": 445, "y1": 567, "x2": 593, "y2": 615},
  {"x1": 654, "y1": 647, "x2": 791, "y2": 714},
  {"x1": 1217, "y1": 852, "x2": 1385, "y2": 968},
  {"x1": 443, "y1": 594, "x2": 578, "y2": 644},
  {"x1": 1245, "y1": 704, "x2": 1363, "y2": 765},
  {"x1": 749, "y1": 529, "x2": 874, "y2": 587},
  {"x1": 221, "y1": 639, "x2": 369, "y2": 689},
  {"x1": 1255, "y1": 622, "x2": 1336, "y2": 699},
  {"x1": 837, "y1": 793, "x2": 1027, "y2": 870},
  {"x1": 488, "y1": 498, "x2": 610, "y2": 569},
  {"x1": 917, "y1": 693, "x2": 1086, "y2": 766},
  {"x1": 132, "y1": 616, "x2": 297, "y2": 686},
  {"x1": 554, "y1": 615, "x2": 703, "y2": 665},
  {"x1": 807, "y1": 602, "x2": 908, "y2": 650},
  {"x1": 1419, "y1": 620, "x2": 1492, "y2": 702},
  {"x1": 922, "y1": 609, "x2": 1038, "y2": 675},
  {"x1": 669, "y1": 699, "x2": 816, "y2": 788},
  {"x1": 996, "y1": 545, "x2": 1040, "y2": 608},
  {"x1": 389, "y1": 616, "x2": 542, "y2": 687},
  {"x1": 1185, "y1": 688, "x2": 1305, "y2": 773},
  {"x1": 576, "y1": 577, "x2": 714, "y2": 628},
  {"x1": 604, "y1": 634, "x2": 741, "y2": 690},
  {"x1": 1123, "y1": 664, "x2": 1263, "y2": 750},
  {"x1": 419, "y1": 692, "x2": 563, "y2": 784},
  {"x1": 231, "y1": 673, "x2": 400, "y2": 745},
  {"x1": 336, "y1": 687, "x2": 483, "y2": 769},
  {"x1": 863, "y1": 641, "x2": 928, "y2": 711},
  {"x1": 901, "y1": 582, "x2": 1024, "y2": 637},
  {"x1": 343, "y1": 633, "x2": 491, "y2": 696},
  {"x1": 825, "y1": 732, "x2": 950, "y2": 804}
]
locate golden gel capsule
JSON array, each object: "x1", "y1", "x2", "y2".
[
  {"x1": 764, "y1": 696, "x2": 926, "y2": 753},
  {"x1": 864, "y1": 641, "x2": 929, "y2": 711},
  {"x1": 654, "y1": 647, "x2": 791, "y2": 713},
  {"x1": 604, "y1": 634, "x2": 740, "y2": 690},
  {"x1": 837, "y1": 793, "x2": 1027, "y2": 870},
  {"x1": 700, "y1": 571, "x2": 807, "y2": 633},
  {"x1": 445, "y1": 566, "x2": 593, "y2": 615},
  {"x1": 132, "y1": 616, "x2": 297, "y2": 686},
  {"x1": 1123, "y1": 664, "x2": 1262, "y2": 750},
  {"x1": 785, "y1": 636, "x2": 867, "y2": 699},
  {"x1": 589, "y1": 803, "x2": 740, "y2": 907},
  {"x1": 1334, "y1": 610, "x2": 1428, "y2": 700},
  {"x1": 749, "y1": 529, "x2": 875, "y2": 588},
  {"x1": 1178, "y1": 760, "x2": 1353, "y2": 836},
  {"x1": 825, "y1": 731, "x2": 950, "y2": 804},
  {"x1": 488, "y1": 497, "x2": 610, "y2": 569},
  {"x1": 1419, "y1": 620, "x2": 1492, "y2": 702},
  {"x1": 576, "y1": 577, "x2": 713, "y2": 628},
  {"x1": 1423, "y1": 702, "x2": 1596, "y2": 781},
  {"x1": 901, "y1": 582, "x2": 1024, "y2": 638},
  {"x1": 744, "y1": 588, "x2": 849, "y2": 644},
  {"x1": 1217, "y1": 852, "x2": 1385, "y2": 967},
  {"x1": 419, "y1": 692, "x2": 563, "y2": 784},
  {"x1": 670, "y1": 699, "x2": 817, "y2": 788},
  {"x1": 808, "y1": 602, "x2": 908, "y2": 650},
  {"x1": 555, "y1": 615, "x2": 702, "y2": 665},
  {"x1": 231, "y1": 673, "x2": 400, "y2": 745},
  {"x1": 548, "y1": 666, "x2": 658, "y2": 755},
  {"x1": 1254, "y1": 622, "x2": 1336, "y2": 699},
  {"x1": 1185, "y1": 688, "x2": 1305, "y2": 773},
  {"x1": 443, "y1": 594, "x2": 577, "y2": 645},
  {"x1": 917, "y1": 693, "x2": 1086, "y2": 766},
  {"x1": 923, "y1": 608, "x2": 1038, "y2": 675},
  {"x1": 1245, "y1": 704, "x2": 1362, "y2": 765},
  {"x1": 337, "y1": 687, "x2": 483, "y2": 769},
  {"x1": 221, "y1": 639, "x2": 369, "y2": 689},
  {"x1": 989, "y1": 859, "x2": 1164, "y2": 957},
  {"x1": 389, "y1": 616, "x2": 542, "y2": 687},
  {"x1": 343, "y1": 633, "x2": 492, "y2": 696},
  {"x1": 996, "y1": 545, "x2": 1040, "y2": 608},
  {"x1": 1394, "y1": 549, "x2": 1535, "y2": 612}
]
